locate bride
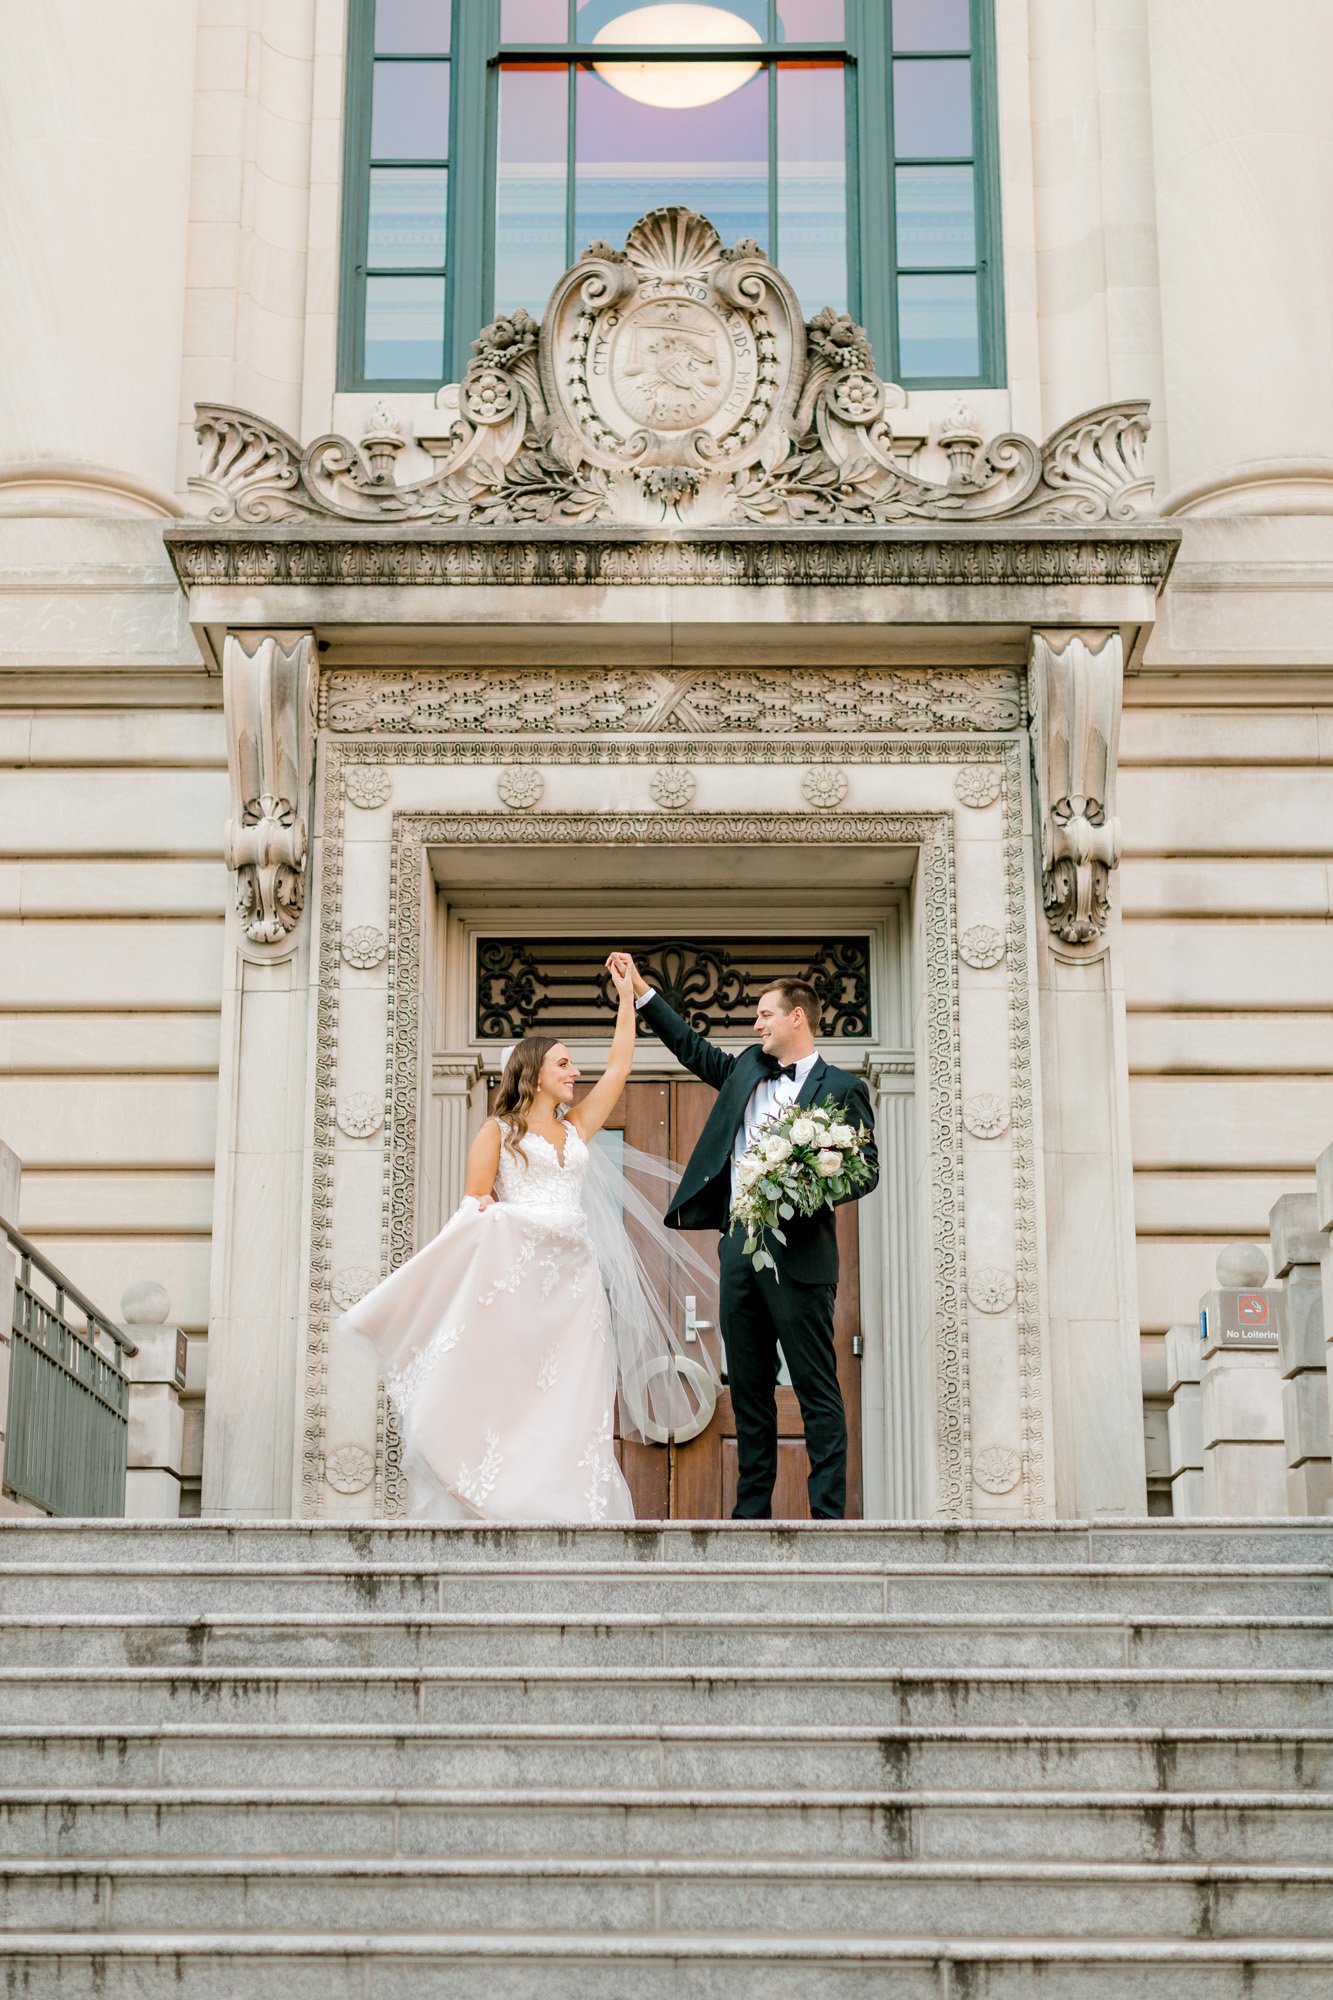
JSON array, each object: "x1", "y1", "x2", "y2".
[{"x1": 341, "y1": 953, "x2": 719, "y2": 1522}]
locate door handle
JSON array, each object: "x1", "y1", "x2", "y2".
[{"x1": 683, "y1": 1294, "x2": 715, "y2": 1345}]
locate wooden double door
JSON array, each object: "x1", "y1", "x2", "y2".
[{"x1": 595, "y1": 1079, "x2": 864, "y2": 1521}]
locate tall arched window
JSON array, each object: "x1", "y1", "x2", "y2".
[{"x1": 340, "y1": 0, "x2": 1002, "y2": 390}]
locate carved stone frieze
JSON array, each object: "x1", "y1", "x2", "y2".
[
  {"x1": 968, "y1": 1267, "x2": 1018, "y2": 1314},
  {"x1": 963, "y1": 1093, "x2": 1011, "y2": 1139},
  {"x1": 1029, "y1": 630, "x2": 1123, "y2": 946},
  {"x1": 341, "y1": 925, "x2": 387, "y2": 970},
  {"x1": 188, "y1": 207, "x2": 1156, "y2": 533},
  {"x1": 221, "y1": 632, "x2": 316, "y2": 947},
  {"x1": 322, "y1": 667, "x2": 1025, "y2": 738},
  {"x1": 337, "y1": 1093, "x2": 384, "y2": 1139},
  {"x1": 169, "y1": 527, "x2": 1178, "y2": 590},
  {"x1": 972, "y1": 1444, "x2": 1022, "y2": 1494},
  {"x1": 323, "y1": 1442, "x2": 374, "y2": 1494}
]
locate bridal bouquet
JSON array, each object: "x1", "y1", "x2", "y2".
[{"x1": 730, "y1": 1098, "x2": 875, "y2": 1275}]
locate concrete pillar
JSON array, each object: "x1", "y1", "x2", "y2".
[
  {"x1": 0, "y1": 0, "x2": 197, "y2": 515},
  {"x1": 1270, "y1": 1194, "x2": 1331, "y2": 1515},
  {"x1": 1164, "y1": 1320, "x2": 1204, "y2": 1518},
  {"x1": 203, "y1": 631, "x2": 317, "y2": 1517},
  {"x1": 1027, "y1": 0, "x2": 1167, "y2": 475},
  {"x1": 1147, "y1": 0, "x2": 1333, "y2": 511},
  {"x1": 1030, "y1": 630, "x2": 1145, "y2": 1517},
  {"x1": 1200, "y1": 1244, "x2": 1286, "y2": 1516},
  {"x1": 122, "y1": 1281, "x2": 187, "y2": 1520}
]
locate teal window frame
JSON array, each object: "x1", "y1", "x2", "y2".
[{"x1": 340, "y1": 0, "x2": 1004, "y2": 391}]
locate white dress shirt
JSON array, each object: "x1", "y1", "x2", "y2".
[{"x1": 635, "y1": 990, "x2": 819, "y2": 1198}]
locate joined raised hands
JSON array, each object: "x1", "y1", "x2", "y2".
[{"x1": 606, "y1": 951, "x2": 648, "y2": 1000}]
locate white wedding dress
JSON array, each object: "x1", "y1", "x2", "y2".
[{"x1": 342, "y1": 1119, "x2": 635, "y2": 1523}]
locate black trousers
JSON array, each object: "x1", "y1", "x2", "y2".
[{"x1": 718, "y1": 1228, "x2": 846, "y2": 1520}]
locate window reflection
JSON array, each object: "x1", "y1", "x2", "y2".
[
  {"x1": 575, "y1": 65, "x2": 768, "y2": 263},
  {"x1": 501, "y1": 0, "x2": 568, "y2": 39},
  {"x1": 365, "y1": 274, "x2": 446, "y2": 378},
  {"x1": 893, "y1": 57, "x2": 971, "y2": 158},
  {"x1": 898, "y1": 271, "x2": 978, "y2": 377},
  {"x1": 892, "y1": 0, "x2": 970, "y2": 52},
  {"x1": 495, "y1": 66, "x2": 569, "y2": 319},
  {"x1": 777, "y1": 2, "x2": 844, "y2": 38},
  {"x1": 375, "y1": 0, "x2": 451, "y2": 54},
  {"x1": 371, "y1": 61, "x2": 450, "y2": 158},
  {"x1": 369, "y1": 167, "x2": 449, "y2": 266},
  {"x1": 895, "y1": 164, "x2": 974, "y2": 268},
  {"x1": 575, "y1": 0, "x2": 768, "y2": 41},
  {"x1": 777, "y1": 63, "x2": 846, "y2": 313}
]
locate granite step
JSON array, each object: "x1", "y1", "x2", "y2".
[
  {"x1": 1, "y1": 1560, "x2": 1327, "y2": 1619},
  {"x1": 0, "y1": 1610, "x2": 1327, "y2": 1671},
  {"x1": 4, "y1": 1854, "x2": 1333, "y2": 1942},
  {"x1": 2, "y1": 1786, "x2": 1330, "y2": 1864},
  {"x1": 1, "y1": 1519, "x2": 1330, "y2": 1568},
  {"x1": 4, "y1": 1663, "x2": 1328, "y2": 1729},
  {"x1": 2, "y1": 1722, "x2": 1330, "y2": 1794},
  {"x1": 3, "y1": 1931, "x2": 1333, "y2": 1999}
]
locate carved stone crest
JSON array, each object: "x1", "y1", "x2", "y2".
[{"x1": 189, "y1": 207, "x2": 1157, "y2": 532}]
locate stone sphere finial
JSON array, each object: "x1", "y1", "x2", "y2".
[
  {"x1": 121, "y1": 1279, "x2": 171, "y2": 1325},
  {"x1": 1215, "y1": 1242, "x2": 1268, "y2": 1288}
]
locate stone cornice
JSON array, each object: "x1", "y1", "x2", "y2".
[{"x1": 164, "y1": 520, "x2": 1180, "y2": 592}]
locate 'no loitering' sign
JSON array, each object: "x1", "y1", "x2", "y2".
[{"x1": 1200, "y1": 1288, "x2": 1283, "y2": 1350}]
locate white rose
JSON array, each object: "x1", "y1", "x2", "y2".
[
  {"x1": 789, "y1": 1117, "x2": 816, "y2": 1147},
  {"x1": 829, "y1": 1123, "x2": 856, "y2": 1149},
  {"x1": 762, "y1": 1135, "x2": 792, "y2": 1164},
  {"x1": 815, "y1": 1149, "x2": 844, "y2": 1177},
  {"x1": 736, "y1": 1156, "x2": 763, "y2": 1187}
]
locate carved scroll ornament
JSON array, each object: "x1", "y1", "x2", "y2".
[
  {"x1": 1029, "y1": 631, "x2": 1123, "y2": 946},
  {"x1": 222, "y1": 632, "x2": 317, "y2": 947},
  {"x1": 191, "y1": 207, "x2": 1154, "y2": 533}
]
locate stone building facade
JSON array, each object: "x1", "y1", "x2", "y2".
[{"x1": 2, "y1": 0, "x2": 1331, "y2": 1522}]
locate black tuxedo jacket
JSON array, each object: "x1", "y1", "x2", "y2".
[{"x1": 641, "y1": 991, "x2": 879, "y2": 1286}]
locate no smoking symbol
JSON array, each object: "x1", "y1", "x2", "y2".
[{"x1": 1238, "y1": 1293, "x2": 1270, "y2": 1324}]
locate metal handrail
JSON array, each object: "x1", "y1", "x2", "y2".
[{"x1": 1, "y1": 1213, "x2": 137, "y2": 1358}]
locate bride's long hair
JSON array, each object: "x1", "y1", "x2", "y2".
[{"x1": 493, "y1": 1034, "x2": 559, "y2": 1163}]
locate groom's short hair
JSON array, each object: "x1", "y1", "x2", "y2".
[{"x1": 762, "y1": 977, "x2": 821, "y2": 1031}]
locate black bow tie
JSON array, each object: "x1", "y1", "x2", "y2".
[{"x1": 759, "y1": 1056, "x2": 798, "y2": 1082}]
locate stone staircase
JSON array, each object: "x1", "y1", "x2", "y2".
[{"x1": 0, "y1": 1518, "x2": 1330, "y2": 1996}]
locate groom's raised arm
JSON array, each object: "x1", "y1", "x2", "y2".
[{"x1": 639, "y1": 990, "x2": 736, "y2": 1095}]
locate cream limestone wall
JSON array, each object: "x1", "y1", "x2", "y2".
[{"x1": 2, "y1": 1, "x2": 1332, "y2": 1516}]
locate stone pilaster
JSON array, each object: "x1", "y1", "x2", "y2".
[
  {"x1": 430, "y1": 1054, "x2": 486, "y2": 1228},
  {"x1": 1271, "y1": 1193, "x2": 1332, "y2": 1515},
  {"x1": 863, "y1": 1059, "x2": 920, "y2": 1517},
  {"x1": 203, "y1": 630, "x2": 317, "y2": 1517},
  {"x1": 1029, "y1": 628, "x2": 1146, "y2": 1517}
]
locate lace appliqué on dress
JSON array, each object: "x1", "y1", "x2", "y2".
[
  {"x1": 537, "y1": 1344, "x2": 559, "y2": 1391},
  {"x1": 457, "y1": 1429, "x2": 503, "y2": 1506},
  {"x1": 385, "y1": 1320, "x2": 462, "y2": 1412},
  {"x1": 578, "y1": 1410, "x2": 617, "y2": 1522},
  {"x1": 478, "y1": 1229, "x2": 537, "y2": 1304}
]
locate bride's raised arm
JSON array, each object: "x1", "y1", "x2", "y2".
[{"x1": 569, "y1": 954, "x2": 638, "y2": 1142}]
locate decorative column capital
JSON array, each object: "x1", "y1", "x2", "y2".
[
  {"x1": 222, "y1": 631, "x2": 317, "y2": 949},
  {"x1": 1029, "y1": 629, "x2": 1123, "y2": 947}
]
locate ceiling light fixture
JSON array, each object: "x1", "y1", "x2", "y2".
[{"x1": 592, "y1": 3, "x2": 763, "y2": 110}]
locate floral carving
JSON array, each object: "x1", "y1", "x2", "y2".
[
  {"x1": 959, "y1": 925, "x2": 1004, "y2": 969},
  {"x1": 324, "y1": 1443, "x2": 374, "y2": 1494},
  {"x1": 497, "y1": 765, "x2": 545, "y2": 809},
  {"x1": 341, "y1": 925, "x2": 387, "y2": 969},
  {"x1": 331, "y1": 1265, "x2": 378, "y2": 1310},
  {"x1": 954, "y1": 767, "x2": 1002, "y2": 810},
  {"x1": 187, "y1": 207, "x2": 1156, "y2": 532},
  {"x1": 344, "y1": 767, "x2": 392, "y2": 810},
  {"x1": 802, "y1": 767, "x2": 849, "y2": 810},
  {"x1": 972, "y1": 1444, "x2": 1021, "y2": 1494},
  {"x1": 337, "y1": 1093, "x2": 384, "y2": 1139},
  {"x1": 650, "y1": 766, "x2": 697, "y2": 809},
  {"x1": 968, "y1": 1267, "x2": 1018, "y2": 1314},
  {"x1": 963, "y1": 1094, "x2": 1010, "y2": 1139}
]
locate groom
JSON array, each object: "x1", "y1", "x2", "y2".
[{"x1": 612, "y1": 955, "x2": 878, "y2": 1520}]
